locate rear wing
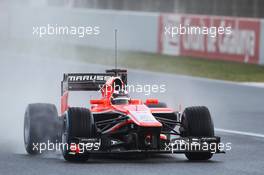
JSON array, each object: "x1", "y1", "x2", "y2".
[{"x1": 61, "y1": 69, "x2": 127, "y2": 95}]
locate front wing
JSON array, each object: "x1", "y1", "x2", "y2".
[{"x1": 67, "y1": 136, "x2": 225, "y2": 155}]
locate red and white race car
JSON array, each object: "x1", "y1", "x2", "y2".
[{"x1": 24, "y1": 69, "x2": 223, "y2": 162}]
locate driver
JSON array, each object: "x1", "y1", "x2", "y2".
[{"x1": 111, "y1": 89, "x2": 130, "y2": 105}]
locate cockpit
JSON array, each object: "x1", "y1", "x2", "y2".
[{"x1": 111, "y1": 91, "x2": 130, "y2": 105}]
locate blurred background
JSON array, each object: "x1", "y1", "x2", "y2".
[
  {"x1": 1, "y1": 0, "x2": 264, "y2": 81},
  {"x1": 4, "y1": 0, "x2": 264, "y2": 17}
]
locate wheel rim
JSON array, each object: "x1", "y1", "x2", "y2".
[{"x1": 62, "y1": 113, "x2": 70, "y2": 155}]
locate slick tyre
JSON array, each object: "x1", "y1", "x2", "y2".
[
  {"x1": 180, "y1": 106, "x2": 214, "y2": 161},
  {"x1": 62, "y1": 107, "x2": 95, "y2": 162},
  {"x1": 24, "y1": 103, "x2": 59, "y2": 155}
]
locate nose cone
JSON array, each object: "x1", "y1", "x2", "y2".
[{"x1": 124, "y1": 105, "x2": 162, "y2": 127}]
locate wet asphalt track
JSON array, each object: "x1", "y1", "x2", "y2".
[{"x1": 0, "y1": 54, "x2": 263, "y2": 175}]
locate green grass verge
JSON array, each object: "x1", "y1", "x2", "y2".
[
  {"x1": 74, "y1": 46, "x2": 264, "y2": 82},
  {"x1": 8, "y1": 40, "x2": 264, "y2": 82}
]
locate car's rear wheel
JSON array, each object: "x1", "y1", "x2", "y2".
[
  {"x1": 180, "y1": 106, "x2": 214, "y2": 161},
  {"x1": 24, "y1": 103, "x2": 59, "y2": 155},
  {"x1": 62, "y1": 107, "x2": 95, "y2": 162}
]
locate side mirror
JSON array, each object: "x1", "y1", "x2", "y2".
[
  {"x1": 145, "y1": 98, "x2": 159, "y2": 105},
  {"x1": 90, "y1": 99, "x2": 107, "y2": 105},
  {"x1": 130, "y1": 99, "x2": 142, "y2": 105}
]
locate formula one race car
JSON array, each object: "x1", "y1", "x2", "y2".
[{"x1": 24, "y1": 69, "x2": 223, "y2": 162}]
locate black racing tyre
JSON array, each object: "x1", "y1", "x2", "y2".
[
  {"x1": 24, "y1": 103, "x2": 59, "y2": 155},
  {"x1": 180, "y1": 106, "x2": 214, "y2": 161},
  {"x1": 62, "y1": 107, "x2": 95, "y2": 162},
  {"x1": 146, "y1": 102, "x2": 167, "y2": 108}
]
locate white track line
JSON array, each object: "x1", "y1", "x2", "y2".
[{"x1": 216, "y1": 128, "x2": 264, "y2": 138}]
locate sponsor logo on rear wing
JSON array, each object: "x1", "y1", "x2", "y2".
[
  {"x1": 61, "y1": 69, "x2": 127, "y2": 94},
  {"x1": 62, "y1": 73, "x2": 112, "y2": 94},
  {"x1": 67, "y1": 74, "x2": 112, "y2": 82}
]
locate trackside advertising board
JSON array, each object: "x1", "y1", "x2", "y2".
[{"x1": 158, "y1": 14, "x2": 261, "y2": 64}]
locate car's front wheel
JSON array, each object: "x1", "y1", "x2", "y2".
[
  {"x1": 62, "y1": 107, "x2": 96, "y2": 162},
  {"x1": 180, "y1": 106, "x2": 214, "y2": 161}
]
